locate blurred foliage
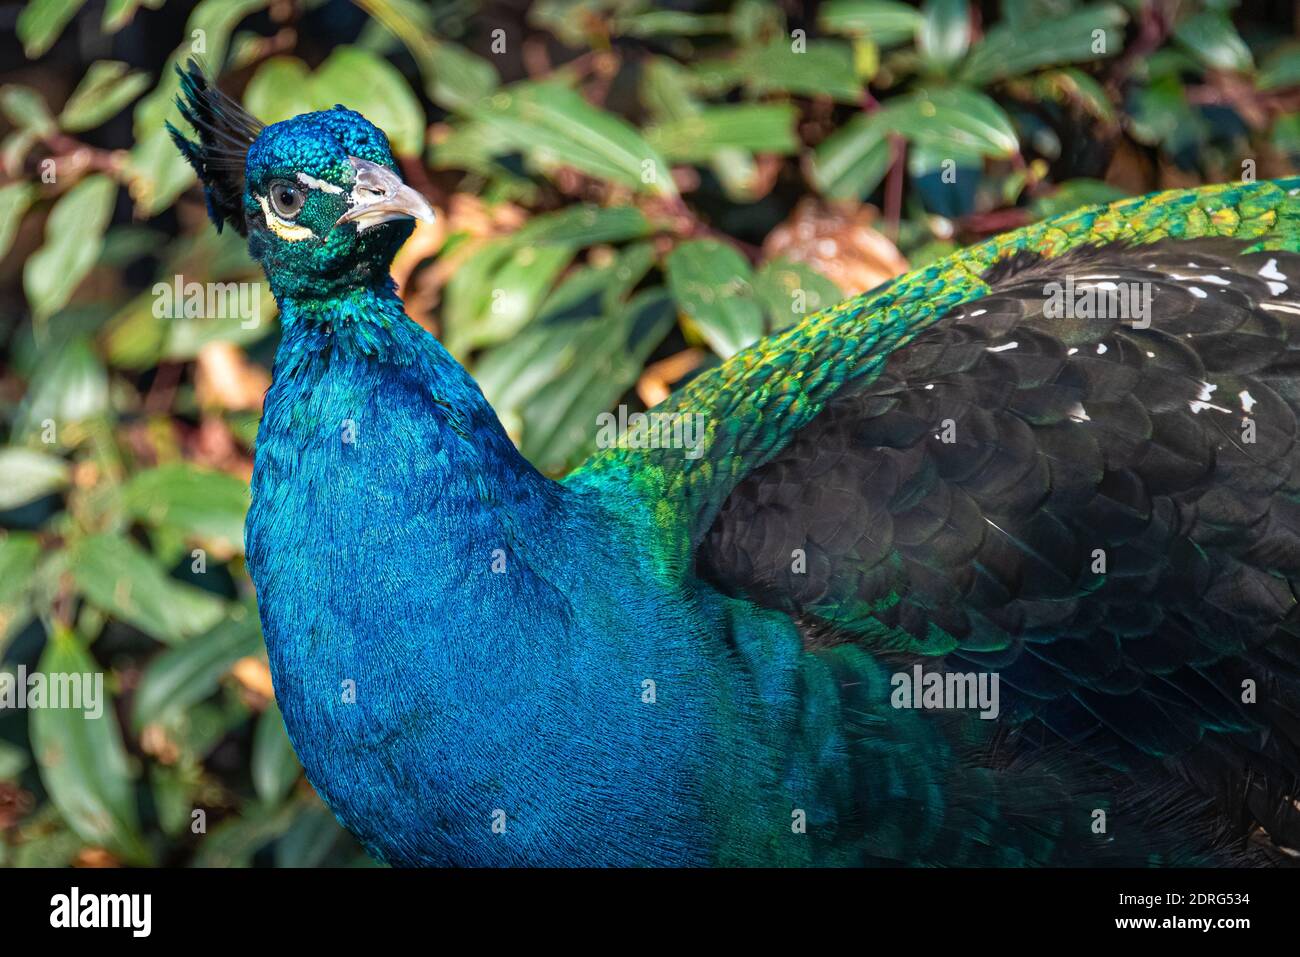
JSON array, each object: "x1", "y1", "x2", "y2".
[{"x1": 0, "y1": 0, "x2": 1298, "y2": 867}]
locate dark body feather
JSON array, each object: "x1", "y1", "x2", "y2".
[{"x1": 698, "y1": 239, "x2": 1300, "y2": 860}]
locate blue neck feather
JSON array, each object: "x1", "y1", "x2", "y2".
[{"x1": 244, "y1": 280, "x2": 780, "y2": 864}]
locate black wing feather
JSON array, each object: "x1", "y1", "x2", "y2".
[{"x1": 698, "y1": 238, "x2": 1300, "y2": 857}]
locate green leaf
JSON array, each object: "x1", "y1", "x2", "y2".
[
  {"x1": 695, "y1": 40, "x2": 862, "y2": 104},
  {"x1": 0, "y1": 739, "x2": 29, "y2": 781},
  {"x1": 1274, "y1": 114, "x2": 1300, "y2": 158},
  {"x1": 0, "y1": 532, "x2": 41, "y2": 608},
  {"x1": 314, "y1": 48, "x2": 426, "y2": 156},
  {"x1": 958, "y1": 3, "x2": 1127, "y2": 86},
  {"x1": 354, "y1": 0, "x2": 498, "y2": 111},
  {"x1": 811, "y1": 113, "x2": 893, "y2": 199},
  {"x1": 471, "y1": 82, "x2": 676, "y2": 195},
  {"x1": 23, "y1": 174, "x2": 117, "y2": 321},
  {"x1": 242, "y1": 57, "x2": 315, "y2": 125},
  {"x1": 666, "y1": 239, "x2": 763, "y2": 358},
  {"x1": 244, "y1": 49, "x2": 426, "y2": 156},
  {"x1": 445, "y1": 243, "x2": 573, "y2": 353},
  {"x1": 1174, "y1": 11, "x2": 1253, "y2": 74},
  {"x1": 881, "y1": 87, "x2": 1019, "y2": 158},
  {"x1": 918, "y1": 0, "x2": 970, "y2": 74},
  {"x1": 475, "y1": 245, "x2": 666, "y2": 471},
  {"x1": 14, "y1": 335, "x2": 110, "y2": 439},
  {"x1": 128, "y1": 74, "x2": 196, "y2": 217},
  {"x1": 0, "y1": 448, "x2": 68, "y2": 510},
  {"x1": 274, "y1": 802, "x2": 346, "y2": 867},
  {"x1": 646, "y1": 104, "x2": 799, "y2": 162},
  {"x1": 69, "y1": 534, "x2": 227, "y2": 644},
  {"x1": 476, "y1": 245, "x2": 659, "y2": 416},
  {"x1": 121, "y1": 463, "x2": 250, "y2": 551},
  {"x1": 641, "y1": 57, "x2": 700, "y2": 124},
  {"x1": 611, "y1": 10, "x2": 730, "y2": 37},
  {"x1": 518, "y1": 290, "x2": 676, "y2": 473},
  {"x1": 133, "y1": 611, "x2": 262, "y2": 728},
  {"x1": 513, "y1": 205, "x2": 651, "y2": 247},
  {"x1": 252, "y1": 703, "x2": 301, "y2": 806},
  {"x1": 16, "y1": 0, "x2": 88, "y2": 58},
  {"x1": 1259, "y1": 43, "x2": 1300, "y2": 91},
  {"x1": 103, "y1": 0, "x2": 162, "y2": 33},
  {"x1": 444, "y1": 207, "x2": 650, "y2": 352},
  {"x1": 150, "y1": 764, "x2": 195, "y2": 836},
  {"x1": 1127, "y1": 75, "x2": 1202, "y2": 152},
  {"x1": 186, "y1": 0, "x2": 272, "y2": 70},
  {"x1": 818, "y1": 0, "x2": 923, "y2": 47},
  {"x1": 59, "y1": 61, "x2": 151, "y2": 132},
  {"x1": 0, "y1": 86, "x2": 56, "y2": 136},
  {"x1": 0, "y1": 532, "x2": 41, "y2": 651},
  {"x1": 192, "y1": 800, "x2": 297, "y2": 867},
  {"x1": 754, "y1": 260, "x2": 843, "y2": 331},
  {"x1": 0, "y1": 182, "x2": 36, "y2": 265},
  {"x1": 30, "y1": 629, "x2": 150, "y2": 864},
  {"x1": 1031, "y1": 178, "x2": 1128, "y2": 219}
]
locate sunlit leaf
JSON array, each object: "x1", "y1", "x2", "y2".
[
  {"x1": 314, "y1": 48, "x2": 426, "y2": 156},
  {"x1": 242, "y1": 57, "x2": 315, "y2": 125},
  {"x1": 881, "y1": 87, "x2": 1018, "y2": 157},
  {"x1": 1259, "y1": 43, "x2": 1300, "y2": 91},
  {"x1": 1174, "y1": 11, "x2": 1253, "y2": 74},
  {"x1": 818, "y1": 0, "x2": 922, "y2": 47},
  {"x1": 244, "y1": 48, "x2": 426, "y2": 156},
  {"x1": 0, "y1": 85, "x2": 56, "y2": 136},
  {"x1": 16, "y1": 0, "x2": 88, "y2": 58},
  {"x1": 444, "y1": 207, "x2": 650, "y2": 352},
  {"x1": 0, "y1": 448, "x2": 68, "y2": 510},
  {"x1": 0, "y1": 182, "x2": 37, "y2": 264},
  {"x1": 695, "y1": 40, "x2": 862, "y2": 103},
  {"x1": 59, "y1": 60, "x2": 151, "y2": 132},
  {"x1": 918, "y1": 0, "x2": 970, "y2": 74},
  {"x1": 23, "y1": 174, "x2": 117, "y2": 320},
  {"x1": 103, "y1": 0, "x2": 163, "y2": 33},
  {"x1": 470, "y1": 82, "x2": 676, "y2": 195}
]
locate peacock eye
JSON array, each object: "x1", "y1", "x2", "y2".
[{"x1": 269, "y1": 180, "x2": 305, "y2": 219}]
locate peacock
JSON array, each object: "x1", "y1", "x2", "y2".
[{"x1": 170, "y1": 61, "x2": 1300, "y2": 866}]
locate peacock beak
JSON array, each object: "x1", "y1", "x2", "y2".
[{"x1": 335, "y1": 156, "x2": 435, "y2": 231}]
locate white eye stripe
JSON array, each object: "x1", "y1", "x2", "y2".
[
  {"x1": 257, "y1": 194, "x2": 315, "y2": 241},
  {"x1": 296, "y1": 172, "x2": 343, "y2": 194}
]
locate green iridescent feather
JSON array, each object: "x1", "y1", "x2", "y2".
[{"x1": 570, "y1": 177, "x2": 1300, "y2": 558}]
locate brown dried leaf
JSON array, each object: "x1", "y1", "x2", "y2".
[
  {"x1": 762, "y1": 200, "x2": 909, "y2": 296},
  {"x1": 637, "y1": 348, "x2": 706, "y2": 408},
  {"x1": 195, "y1": 341, "x2": 270, "y2": 413},
  {"x1": 231, "y1": 656, "x2": 275, "y2": 702}
]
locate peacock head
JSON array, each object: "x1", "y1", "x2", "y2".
[{"x1": 167, "y1": 60, "x2": 433, "y2": 299}]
